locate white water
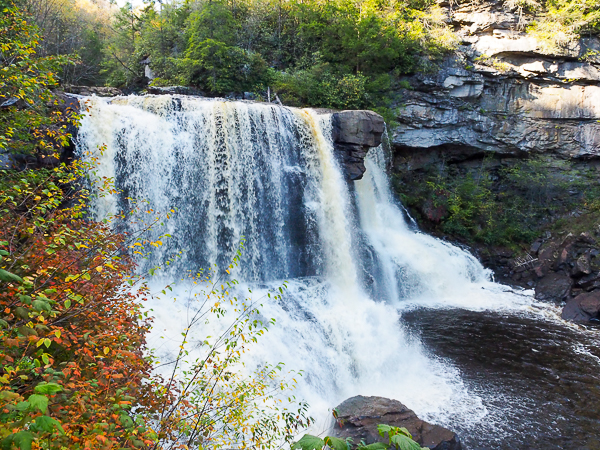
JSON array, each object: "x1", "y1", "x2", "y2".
[{"x1": 77, "y1": 95, "x2": 536, "y2": 433}]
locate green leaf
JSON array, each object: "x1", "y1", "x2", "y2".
[
  {"x1": 390, "y1": 434, "x2": 421, "y2": 450},
  {"x1": 377, "y1": 424, "x2": 392, "y2": 438},
  {"x1": 292, "y1": 434, "x2": 325, "y2": 450},
  {"x1": 324, "y1": 436, "x2": 349, "y2": 450},
  {"x1": 120, "y1": 414, "x2": 134, "y2": 429},
  {"x1": 357, "y1": 443, "x2": 389, "y2": 450},
  {"x1": 1, "y1": 431, "x2": 33, "y2": 450},
  {"x1": 396, "y1": 428, "x2": 412, "y2": 439},
  {"x1": 0, "y1": 250, "x2": 9, "y2": 256},
  {"x1": 0, "y1": 319, "x2": 8, "y2": 329},
  {"x1": 27, "y1": 394, "x2": 48, "y2": 413},
  {"x1": 32, "y1": 300, "x2": 51, "y2": 312},
  {"x1": 15, "y1": 401, "x2": 30, "y2": 412},
  {"x1": 34, "y1": 382, "x2": 62, "y2": 395},
  {"x1": 31, "y1": 415, "x2": 65, "y2": 434},
  {"x1": 0, "y1": 269, "x2": 22, "y2": 283}
]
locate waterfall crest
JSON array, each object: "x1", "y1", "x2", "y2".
[{"x1": 77, "y1": 95, "x2": 534, "y2": 429}]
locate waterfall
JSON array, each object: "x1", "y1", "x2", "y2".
[{"x1": 77, "y1": 95, "x2": 534, "y2": 431}]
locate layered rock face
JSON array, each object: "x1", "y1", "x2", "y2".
[
  {"x1": 331, "y1": 110, "x2": 385, "y2": 180},
  {"x1": 333, "y1": 396, "x2": 461, "y2": 450},
  {"x1": 392, "y1": 0, "x2": 600, "y2": 165}
]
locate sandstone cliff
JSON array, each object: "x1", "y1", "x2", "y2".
[{"x1": 391, "y1": 0, "x2": 600, "y2": 168}]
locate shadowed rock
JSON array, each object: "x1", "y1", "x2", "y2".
[
  {"x1": 331, "y1": 110, "x2": 385, "y2": 180},
  {"x1": 562, "y1": 291, "x2": 600, "y2": 322}
]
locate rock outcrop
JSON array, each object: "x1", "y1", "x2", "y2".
[
  {"x1": 331, "y1": 110, "x2": 385, "y2": 180},
  {"x1": 391, "y1": 0, "x2": 600, "y2": 164},
  {"x1": 64, "y1": 85, "x2": 123, "y2": 97},
  {"x1": 332, "y1": 396, "x2": 461, "y2": 450},
  {"x1": 562, "y1": 290, "x2": 600, "y2": 322},
  {"x1": 491, "y1": 231, "x2": 600, "y2": 322}
]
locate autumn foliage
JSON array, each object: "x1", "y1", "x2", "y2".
[
  {"x1": 0, "y1": 160, "x2": 171, "y2": 449},
  {"x1": 1, "y1": 4, "x2": 312, "y2": 450}
]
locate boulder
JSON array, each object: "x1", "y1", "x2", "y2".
[
  {"x1": 534, "y1": 272, "x2": 572, "y2": 302},
  {"x1": 332, "y1": 110, "x2": 385, "y2": 148},
  {"x1": 331, "y1": 111, "x2": 385, "y2": 180},
  {"x1": 332, "y1": 396, "x2": 461, "y2": 450},
  {"x1": 561, "y1": 290, "x2": 600, "y2": 323},
  {"x1": 576, "y1": 272, "x2": 600, "y2": 291}
]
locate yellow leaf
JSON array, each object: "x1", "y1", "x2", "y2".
[
  {"x1": 103, "y1": 347, "x2": 110, "y2": 355},
  {"x1": 96, "y1": 266, "x2": 103, "y2": 272}
]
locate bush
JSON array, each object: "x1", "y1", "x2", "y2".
[
  {"x1": 273, "y1": 62, "x2": 368, "y2": 109},
  {"x1": 393, "y1": 155, "x2": 597, "y2": 248}
]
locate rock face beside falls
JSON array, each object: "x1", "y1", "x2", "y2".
[
  {"x1": 333, "y1": 396, "x2": 462, "y2": 450},
  {"x1": 390, "y1": 0, "x2": 600, "y2": 164},
  {"x1": 331, "y1": 110, "x2": 385, "y2": 180}
]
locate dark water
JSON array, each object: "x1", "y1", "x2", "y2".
[{"x1": 401, "y1": 308, "x2": 600, "y2": 450}]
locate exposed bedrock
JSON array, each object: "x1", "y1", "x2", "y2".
[
  {"x1": 331, "y1": 110, "x2": 385, "y2": 180},
  {"x1": 332, "y1": 396, "x2": 462, "y2": 450},
  {"x1": 388, "y1": 0, "x2": 600, "y2": 323},
  {"x1": 391, "y1": 0, "x2": 600, "y2": 164}
]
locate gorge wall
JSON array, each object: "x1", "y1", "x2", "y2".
[
  {"x1": 389, "y1": 0, "x2": 600, "y2": 321},
  {"x1": 391, "y1": 0, "x2": 600, "y2": 164}
]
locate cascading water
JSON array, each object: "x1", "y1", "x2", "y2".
[{"x1": 77, "y1": 95, "x2": 540, "y2": 442}]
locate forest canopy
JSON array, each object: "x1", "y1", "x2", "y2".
[
  {"x1": 19, "y1": 0, "x2": 600, "y2": 110},
  {"x1": 21, "y1": 0, "x2": 457, "y2": 111}
]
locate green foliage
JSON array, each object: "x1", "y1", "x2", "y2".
[
  {"x1": 273, "y1": 59, "x2": 369, "y2": 109},
  {"x1": 293, "y1": 423, "x2": 427, "y2": 450},
  {"x1": 394, "y1": 156, "x2": 600, "y2": 248},
  {"x1": 293, "y1": 434, "x2": 326, "y2": 450},
  {"x1": 23, "y1": 0, "x2": 457, "y2": 108},
  {"x1": 0, "y1": 3, "x2": 75, "y2": 156},
  {"x1": 521, "y1": 0, "x2": 600, "y2": 50}
]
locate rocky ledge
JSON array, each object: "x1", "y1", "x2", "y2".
[
  {"x1": 391, "y1": 0, "x2": 600, "y2": 165},
  {"x1": 332, "y1": 396, "x2": 461, "y2": 450},
  {"x1": 331, "y1": 110, "x2": 385, "y2": 180}
]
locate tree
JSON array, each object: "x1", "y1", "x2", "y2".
[
  {"x1": 1, "y1": 5, "x2": 311, "y2": 448},
  {"x1": 0, "y1": 2, "x2": 74, "y2": 161}
]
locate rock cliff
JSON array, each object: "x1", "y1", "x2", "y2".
[
  {"x1": 391, "y1": 0, "x2": 600, "y2": 167},
  {"x1": 388, "y1": 0, "x2": 600, "y2": 322}
]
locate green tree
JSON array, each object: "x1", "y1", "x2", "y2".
[{"x1": 0, "y1": 2, "x2": 75, "y2": 160}]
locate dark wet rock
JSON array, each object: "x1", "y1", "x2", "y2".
[
  {"x1": 573, "y1": 253, "x2": 592, "y2": 277},
  {"x1": 331, "y1": 110, "x2": 385, "y2": 180},
  {"x1": 530, "y1": 239, "x2": 543, "y2": 255},
  {"x1": 576, "y1": 272, "x2": 600, "y2": 291},
  {"x1": 561, "y1": 291, "x2": 600, "y2": 322},
  {"x1": 332, "y1": 395, "x2": 461, "y2": 450},
  {"x1": 535, "y1": 272, "x2": 572, "y2": 302},
  {"x1": 332, "y1": 110, "x2": 385, "y2": 148}
]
